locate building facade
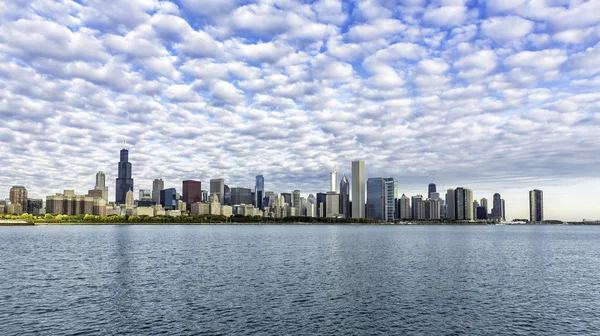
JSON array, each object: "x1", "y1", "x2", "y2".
[
  {"x1": 529, "y1": 189, "x2": 543, "y2": 223},
  {"x1": 182, "y1": 180, "x2": 202, "y2": 210},
  {"x1": 255, "y1": 175, "x2": 264, "y2": 210},
  {"x1": 339, "y1": 175, "x2": 350, "y2": 218},
  {"x1": 210, "y1": 179, "x2": 225, "y2": 205},
  {"x1": 9, "y1": 186, "x2": 28, "y2": 208},
  {"x1": 351, "y1": 160, "x2": 366, "y2": 219},
  {"x1": 152, "y1": 178, "x2": 164, "y2": 204},
  {"x1": 115, "y1": 149, "x2": 134, "y2": 205}
]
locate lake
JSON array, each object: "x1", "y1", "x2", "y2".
[{"x1": 1, "y1": 225, "x2": 599, "y2": 335}]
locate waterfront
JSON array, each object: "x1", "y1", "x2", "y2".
[{"x1": 1, "y1": 225, "x2": 599, "y2": 335}]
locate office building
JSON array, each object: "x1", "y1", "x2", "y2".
[
  {"x1": 411, "y1": 195, "x2": 425, "y2": 219},
  {"x1": 326, "y1": 192, "x2": 340, "y2": 217},
  {"x1": 351, "y1": 160, "x2": 366, "y2": 219},
  {"x1": 255, "y1": 175, "x2": 264, "y2": 210},
  {"x1": 125, "y1": 190, "x2": 134, "y2": 206},
  {"x1": 281, "y1": 193, "x2": 292, "y2": 206},
  {"x1": 492, "y1": 193, "x2": 503, "y2": 220},
  {"x1": 46, "y1": 190, "x2": 104, "y2": 216},
  {"x1": 9, "y1": 186, "x2": 28, "y2": 208},
  {"x1": 529, "y1": 189, "x2": 543, "y2": 223},
  {"x1": 476, "y1": 206, "x2": 488, "y2": 220},
  {"x1": 139, "y1": 189, "x2": 152, "y2": 201},
  {"x1": 231, "y1": 187, "x2": 253, "y2": 206},
  {"x1": 152, "y1": 178, "x2": 164, "y2": 204},
  {"x1": 115, "y1": 149, "x2": 134, "y2": 205},
  {"x1": 445, "y1": 189, "x2": 455, "y2": 220},
  {"x1": 94, "y1": 171, "x2": 108, "y2": 201},
  {"x1": 330, "y1": 168, "x2": 338, "y2": 192},
  {"x1": 367, "y1": 178, "x2": 396, "y2": 220},
  {"x1": 480, "y1": 198, "x2": 488, "y2": 213},
  {"x1": 306, "y1": 194, "x2": 316, "y2": 217},
  {"x1": 182, "y1": 180, "x2": 202, "y2": 210},
  {"x1": 428, "y1": 183, "x2": 436, "y2": 199},
  {"x1": 210, "y1": 179, "x2": 225, "y2": 205},
  {"x1": 425, "y1": 199, "x2": 441, "y2": 220},
  {"x1": 160, "y1": 188, "x2": 177, "y2": 210},
  {"x1": 292, "y1": 190, "x2": 301, "y2": 214},
  {"x1": 502, "y1": 199, "x2": 506, "y2": 221},
  {"x1": 26, "y1": 199, "x2": 43, "y2": 216},
  {"x1": 316, "y1": 192, "x2": 327, "y2": 218},
  {"x1": 339, "y1": 175, "x2": 350, "y2": 218}
]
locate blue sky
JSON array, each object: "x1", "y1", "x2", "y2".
[{"x1": 1, "y1": 0, "x2": 600, "y2": 221}]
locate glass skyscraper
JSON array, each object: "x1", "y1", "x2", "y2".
[
  {"x1": 115, "y1": 149, "x2": 133, "y2": 205},
  {"x1": 255, "y1": 175, "x2": 264, "y2": 210}
]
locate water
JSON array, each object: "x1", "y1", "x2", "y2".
[{"x1": 1, "y1": 225, "x2": 599, "y2": 335}]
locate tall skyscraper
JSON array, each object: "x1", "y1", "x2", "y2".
[
  {"x1": 480, "y1": 198, "x2": 488, "y2": 213},
  {"x1": 445, "y1": 189, "x2": 455, "y2": 220},
  {"x1": 351, "y1": 160, "x2": 365, "y2": 219},
  {"x1": 152, "y1": 178, "x2": 164, "y2": 204},
  {"x1": 397, "y1": 194, "x2": 411, "y2": 219},
  {"x1": 281, "y1": 193, "x2": 292, "y2": 206},
  {"x1": 95, "y1": 171, "x2": 108, "y2": 201},
  {"x1": 292, "y1": 190, "x2": 300, "y2": 213},
  {"x1": 492, "y1": 193, "x2": 503, "y2": 220},
  {"x1": 231, "y1": 187, "x2": 253, "y2": 205},
  {"x1": 411, "y1": 195, "x2": 425, "y2": 220},
  {"x1": 501, "y1": 199, "x2": 506, "y2": 221},
  {"x1": 125, "y1": 190, "x2": 134, "y2": 206},
  {"x1": 529, "y1": 190, "x2": 543, "y2": 223},
  {"x1": 9, "y1": 186, "x2": 27, "y2": 207},
  {"x1": 210, "y1": 178, "x2": 225, "y2": 205},
  {"x1": 115, "y1": 149, "x2": 134, "y2": 205},
  {"x1": 316, "y1": 192, "x2": 327, "y2": 218},
  {"x1": 306, "y1": 194, "x2": 316, "y2": 217},
  {"x1": 428, "y1": 183, "x2": 436, "y2": 199},
  {"x1": 339, "y1": 175, "x2": 350, "y2": 218},
  {"x1": 255, "y1": 175, "x2": 264, "y2": 210},
  {"x1": 326, "y1": 192, "x2": 340, "y2": 217},
  {"x1": 330, "y1": 168, "x2": 338, "y2": 192},
  {"x1": 453, "y1": 187, "x2": 473, "y2": 221},
  {"x1": 182, "y1": 180, "x2": 202, "y2": 210},
  {"x1": 160, "y1": 188, "x2": 177, "y2": 210}
]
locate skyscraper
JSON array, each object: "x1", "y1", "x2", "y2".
[
  {"x1": 480, "y1": 198, "x2": 488, "y2": 213},
  {"x1": 115, "y1": 149, "x2": 134, "y2": 205},
  {"x1": 351, "y1": 160, "x2": 365, "y2": 219},
  {"x1": 139, "y1": 189, "x2": 152, "y2": 201},
  {"x1": 210, "y1": 178, "x2": 225, "y2": 205},
  {"x1": 292, "y1": 190, "x2": 300, "y2": 214},
  {"x1": 125, "y1": 190, "x2": 134, "y2": 206},
  {"x1": 492, "y1": 193, "x2": 503, "y2": 220},
  {"x1": 316, "y1": 192, "x2": 327, "y2": 218},
  {"x1": 445, "y1": 189, "x2": 455, "y2": 220},
  {"x1": 95, "y1": 171, "x2": 108, "y2": 201},
  {"x1": 397, "y1": 194, "x2": 411, "y2": 219},
  {"x1": 160, "y1": 188, "x2": 177, "y2": 210},
  {"x1": 501, "y1": 199, "x2": 506, "y2": 221},
  {"x1": 281, "y1": 193, "x2": 292, "y2": 206},
  {"x1": 428, "y1": 183, "x2": 436, "y2": 199},
  {"x1": 529, "y1": 190, "x2": 543, "y2": 223},
  {"x1": 330, "y1": 168, "x2": 338, "y2": 192},
  {"x1": 9, "y1": 186, "x2": 27, "y2": 208},
  {"x1": 152, "y1": 178, "x2": 164, "y2": 204},
  {"x1": 326, "y1": 192, "x2": 340, "y2": 217},
  {"x1": 453, "y1": 187, "x2": 473, "y2": 221},
  {"x1": 306, "y1": 194, "x2": 316, "y2": 217},
  {"x1": 255, "y1": 175, "x2": 264, "y2": 210},
  {"x1": 339, "y1": 175, "x2": 350, "y2": 218},
  {"x1": 182, "y1": 180, "x2": 202, "y2": 210},
  {"x1": 411, "y1": 195, "x2": 424, "y2": 220},
  {"x1": 231, "y1": 187, "x2": 252, "y2": 205}
]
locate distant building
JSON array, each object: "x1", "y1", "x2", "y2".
[
  {"x1": 529, "y1": 190, "x2": 543, "y2": 223},
  {"x1": 26, "y1": 199, "x2": 43, "y2": 216},
  {"x1": 9, "y1": 186, "x2": 27, "y2": 209},
  {"x1": 139, "y1": 189, "x2": 152, "y2": 201},
  {"x1": 501, "y1": 199, "x2": 506, "y2": 221},
  {"x1": 125, "y1": 190, "x2": 134, "y2": 206},
  {"x1": 115, "y1": 149, "x2": 134, "y2": 205},
  {"x1": 339, "y1": 175, "x2": 350, "y2": 218},
  {"x1": 281, "y1": 193, "x2": 292, "y2": 206},
  {"x1": 480, "y1": 198, "x2": 488, "y2": 214},
  {"x1": 351, "y1": 160, "x2": 366, "y2": 219},
  {"x1": 330, "y1": 169, "x2": 338, "y2": 193},
  {"x1": 160, "y1": 188, "x2": 177, "y2": 210},
  {"x1": 182, "y1": 180, "x2": 202, "y2": 211},
  {"x1": 367, "y1": 177, "x2": 396, "y2": 220},
  {"x1": 428, "y1": 183, "x2": 436, "y2": 199},
  {"x1": 411, "y1": 195, "x2": 425, "y2": 220},
  {"x1": 152, "y1": 178, "x2": 164, "y2": 204},
  {"x1": 292, "y1": 190, "x2": 301, "y2": 214},
  {"x1": 94, "y1": 171, "x2": 108, "y2": 201},
  {"x1": 424, "y1": 199, "x2": 441, "y2": 220},
  {"x1": 209, "y1": 193, "x2": 221, "y2": 215},
  {"x1": 316, "y1": 192, "x2": 327, "y2": 218},
  {"x1": 476, "y1": 206, "x2": 488, "y2": 220},
  {"x1": 255, "y1": 175, "x2": 264, "y2": 210},
  {"x1": 231, "y1": 187, "x2": 253, "y2": 206},
  {"x1": 397, "y1": 194, "x2": 411, "y2": 219},
  {"x1": 492, "y1": 193, "x2": 503, "y2": 220},
  {"x1": 191, "y1": 202, "x2": 210, "y2": 216},
  {"x1": 306, "y1": 194, "x2": 316, "y2": 217},
  {"x1": 210, "y1": 179, "x2": 225, "y2": 205},
  {"x1": 326, "y1": 192, "x2": 340, "y2": 217},
  {"x1": 46, "y1": 190, "x2": 104, "y2": 216},
  {"x1": 445, "y1": 189, "x2": 455, "y2": 220}
]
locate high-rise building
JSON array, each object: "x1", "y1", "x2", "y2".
[
  {"x1": 255, "y1": 175, "x2": 264, "y2": 210},
  {"x1": 9, "y1": 186, "x2": 28, "y2": 208},
  {"x1": 397, "y1": 194, "x2": 411, "y2": 219},
  {"x1": 330, "y1": 168, "x2": 338, "y2": 192},
  {"x1": 139, "y1": 189, "x2": 152, "y2": 201},
  {"x1": 529, "y1": 190, "x2": 543, "y2": 223},
  {"x1": 306, "y1": 194, "x2": 316, "y2": 217},
  {"x1": 231, "y1": 187, "x2": 253, "y2": 205},
  {"x1": 452, "y1": 187, "x2": 473, "y2": 221},
  {"x1": 351, "y1": 160, "x2": 366, "y2": 219},
  {"x1": 182, "y1": 180, "x2": 202, "y2": 210},
  {"x1": 473, "y1": 200, "x2": 479, "y2": 221},
  {"x1": 26, "y1": 199, "x2": 43, "y2": 216},
  {"x1": 445, "y1": 189, "x2": 455, "y2": 220},
  {"x1": 210, "y1": 178, "x2": 225, "y2": 205},
  {"x1": 339, "y1": 175, "x2": 350, "y2": 218},
  {"x1": 94, "y1": 171, "x2": 108, "y2": 201},
  {"x1": 326, "y1": 192, "x2": 340, "y2": 217},
  {"x1": 292, "y1": 190, "x2": 301, "y2": 214},
  {"x1": 480, "y1": 198, "x2": 488, "y2": 214},
  {"x1": 492, "y1": 193, "x2": 503, "y2": 220},
  {"x1": 160, "y1": 188, "x2": 177, "y2": 210},
  {"x1": 224, "y1": 185, "x2": 231, "y2": 205},
  {"x1": 476, "y1": 206, "x2": 488, "y2": 220},
  {"x1": 125, "y1": 190, "x2": 134, "y2": 206},
  {"x1": 428, "y1": 183, "x2": 436, "y2": 199},
  {"x1": 115, "y1": 149, "x2": 134, "y2": 205},
  {"x1": 411, "y1": 195, "x2": 425, "y2": 219},
  {"x1": 152, "y1": 178, "x2": 164, "y2": 204},
  {"x1": 424, "y1": 199, "x2": 441, "y2": 220},
  {"x1": 281, "y1": 193, "x2": 292, "y2": 206},
  {"x1": 316, "y1": 192, "x2": 327, "y2": 218},
  {"x1": 502, "y1": 199, "x2": 506, "y2": 221}
]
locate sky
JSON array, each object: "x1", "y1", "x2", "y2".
[{"x1": 1, "y1": 0, "x2": 600, "y2": 221}]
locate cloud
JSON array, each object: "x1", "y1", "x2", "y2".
[{"x1": 482, "y1": 16, "x2": 534, "y2": 42}]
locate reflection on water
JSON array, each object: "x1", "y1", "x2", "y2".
[{"x1": 1, "y1": 225, "x2": 599, "y2": 335}]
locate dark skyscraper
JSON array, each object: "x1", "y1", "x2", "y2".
[
  {"x1": 316, "y1": 192, "x2": 327, "y2": 218},
  {"x1": 255, "y1": 175, "x2": 264, "y2": 209},
  {"x1": 529, "y1": 190, "x2": 543, "y2": 223},
  {"x1": 182, "y1": 180, "x2": 202, "y2": 210},
  {"x1": 492, "y1": 193, "x2": 503, "y2": 219},
  {"x1": 281, "y1": 193, "x2": 292, "y2": 206},
  {"x1": 115, "y1": 149, "x2": 133, "y2": 205},
  {"x1": 231, "y1": 187, "x2": 253, "y2": 205},
  {"x1": 160, "y1": 188, "x2": 177, "y2": 210},
  {"x1": 339, "y1": 175, "x2": 350, "y2": 218},
  {"x1": 428, "y1": 183, "x2": 436, "y2": 199}
]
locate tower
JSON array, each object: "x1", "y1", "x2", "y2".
[
  {"x1": 95, "y1": 171, "x2": 108, "y2": 201},
  {"x1": 330, "y1": 167, "x2": 338, "y2": 193},
  {"x1": 183, "y1": 180, "x2": 202, "y2": 210},
  {"x1": 351, "y1": 160, "x2": 365, "y2": 219},
  {"x1": 210, "y1": 179, "x2": 225, "y2": 205},
  {"x1": 339, "y1": 175, "x2": 350, "y2": 218},
  {"x1": 428, "y1": 183, "x2": 436, "y2": 199},
  {"x1": 152, "y1": 178, "x2": 164, "y2": 204},
  {"x1": 255, "y1": 175, "x2": 264, "y2": 209},
  {"x1": 115, "y1": 149, "x2": 133, "y2": 205},
  {"x1": 529, "y1": 190, "x2": 543, "y2": 223}
]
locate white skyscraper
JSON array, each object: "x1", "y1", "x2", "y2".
[
  {"x1": 95, "y1": 171, "x2": 108, "y2": 201},
  {"x1": 351, "y1": 160, "x2": 366, "y2": 219},
  {"x1": 152, "y1": 178, "x2": 164, "y2": 204},
  {"x1": 330, "y1": 168, "x2": 338, "y2": 193}
]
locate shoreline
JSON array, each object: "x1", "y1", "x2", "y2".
[{"x1": 0, "y1": 221, "x2": 591, "y2": 226}]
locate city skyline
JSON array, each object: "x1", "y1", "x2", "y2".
[{"x1": 1, "y1": 1, "x2": 600, "y2": 221}]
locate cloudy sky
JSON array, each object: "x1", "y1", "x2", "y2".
[{"x1": 1, "y1": 0, "x2": 600, "y2": 221}]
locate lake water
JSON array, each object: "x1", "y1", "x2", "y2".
[{"x1": 1, "y1": 225, "x2": 599, "y2": 335}]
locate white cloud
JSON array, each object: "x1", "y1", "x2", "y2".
[
  {"x1": 482, "y1": 16, "x2": 534, "y2": 42},
  {"x1": 423, "y1": 5, "x2": 467, "y2": 27}
]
